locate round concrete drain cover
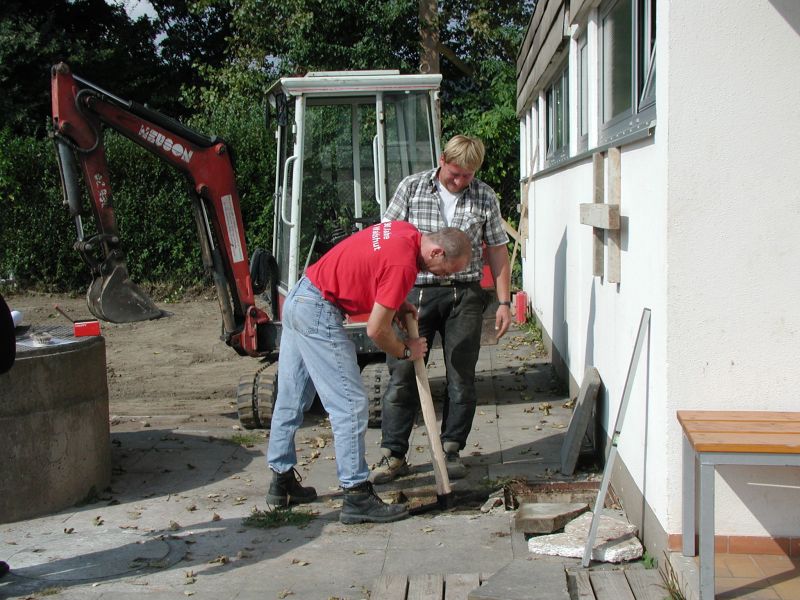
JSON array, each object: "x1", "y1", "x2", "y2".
[{"x1": 6, "y1": 529, "x2": 186, "y2": 582}]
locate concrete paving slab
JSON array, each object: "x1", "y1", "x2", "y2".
[
  {"x1": 514, "y1": 502, "x2": 589, "y2": 534},
  {"x1": 467, "y1": 557, "x2": 571, "y2": 600},
  {"x1": 528, "y1": 511, "x2": 643, "y2": 563},
  {"x1": 383, "y1": 513, "x2": 515, "y2": 578}
]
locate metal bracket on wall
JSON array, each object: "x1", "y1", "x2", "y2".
[
  {"x1": 581, "y1": 307, "x2": 651, "y2": 568},
  {"x1": 579, "y1": 148, "x2": 621, "y2": 283}
]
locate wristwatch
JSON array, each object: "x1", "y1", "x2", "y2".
[
  {"x1": 401, "y1": 345, "x2": 412, "y2": 360},
  {"x1": 498, "y1": 300, "x2": 511, "y2": 307}
]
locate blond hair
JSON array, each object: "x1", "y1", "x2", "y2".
[{"x1": 441, "y1": 135, "x2": 485, "y2": 172}]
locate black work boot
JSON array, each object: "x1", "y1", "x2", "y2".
[
  {"x1": 340, "y1": 481, "x2": 409, "y2": 524},
  {"x1": 266, "y1": 468, "x2": 317, "y2": 507}
]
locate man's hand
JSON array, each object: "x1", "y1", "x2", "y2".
[
  {"x1": 394, "y1": 301, "x2": 418, "y2": 330},
  {"x1": 404, "y1": 335, "x2": 428, "y2": 361},
  {"x1": 494, "y1": 304, "x2": 511, "y2": 340}
]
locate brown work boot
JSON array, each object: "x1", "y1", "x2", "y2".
[
  {"x1": 340, "y1": 481, "x2": 409, "y2": 524},
  {"x1": 266, "y1": 468, "x2": 317, "y2": 507},
  {"x1": 442, "y1": 441, "x2": 467, "y2": 480},
  {"x1": 369, "y1": 448, "x2": 410, "y2": 484}
]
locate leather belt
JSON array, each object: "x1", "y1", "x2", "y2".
[{"x1": 414, "y1": 280, "x2": 479, "y2": 288}]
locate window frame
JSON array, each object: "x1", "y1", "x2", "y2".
[
  {"x1": 577, "y1": 33, "x2": 589, "y2": 153},
  {"x1": 544, "y1": 61, "x2": 570, "y2": 168},
  {"x1": 598, "y1": 0, "x2": 656, "y2": 145}
]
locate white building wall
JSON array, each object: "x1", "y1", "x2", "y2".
[
  {"x1": 523, "y1": 0, "x2": 672, "y2": 537},
  {"x1": 522, "y1": 0, "x2": 800, "y2": 541},
  {"x1": 666, "y1": 0, "x2": 800, "y2": 536},
  {"x1": 526, "y1": 140, "x2": 670, "y2": 533}
]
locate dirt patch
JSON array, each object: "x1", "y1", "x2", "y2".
[{"x1": 7, "y1": 291, "x2": 265, "y2": 426}]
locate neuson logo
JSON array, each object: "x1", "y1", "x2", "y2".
[{"x1": 138, "y1": 126, "x2": 194, "y2": 163}]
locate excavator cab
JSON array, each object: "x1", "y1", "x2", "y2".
[{"x1": 266, "y1": 71, "x2": 442, "y2": 315}]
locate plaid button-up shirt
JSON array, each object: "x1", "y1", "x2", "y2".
[{"x1": 383, "y1": 168, "x2": 508, "y2": 285}]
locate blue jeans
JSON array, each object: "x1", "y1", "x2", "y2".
[
  {"x1": 267, "y1": 277, "x2": 369, "y2": 488},
  {"x1": 380, "y1": 282, "x2": 487, "y2": 457}
]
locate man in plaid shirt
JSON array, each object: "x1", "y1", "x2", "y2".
[{"x1": 371, "y1": 134, "x2": 512, "y2": 483}]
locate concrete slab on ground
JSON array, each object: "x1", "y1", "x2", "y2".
[{"x1": 468, "y1": 558, "x2": 571, "y2": 600}]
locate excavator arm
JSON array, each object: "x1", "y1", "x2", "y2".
[{"x1": 50, "y1": 62, "x2": 277, "y2": 357}]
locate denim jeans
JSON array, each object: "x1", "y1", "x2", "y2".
[
  {"x1": 267, "y1": 277, "x2": 369, "y2": 488},
  {"x1": 380, "y1": 282, "x2": 487, "y2": 457}
]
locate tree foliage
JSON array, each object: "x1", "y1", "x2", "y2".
[
  {"x1": 1, "y1": 0, "x2": 532, "y2": 292},
  {"x1": 0, "y1": 0, "x2": 167, "y2": 136}
]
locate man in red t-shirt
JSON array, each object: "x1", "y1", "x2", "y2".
[{"x1": 267, "y1": 222, "x2": 471, "y2": 524}]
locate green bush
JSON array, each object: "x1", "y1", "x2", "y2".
[
  {"x1": 0, "y1": 92, "x2": 276, "y2": 294},
  {"x1": 0, "y1": 128, "x2": 85, "y2": 290}
]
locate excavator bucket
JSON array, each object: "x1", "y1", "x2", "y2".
[{"x1": 87, "y1": 263, "x2": 164, "y2": 323}]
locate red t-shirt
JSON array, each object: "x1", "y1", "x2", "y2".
[{"x1": 305, "y1": 221, "x2": 421, "y2": 316}]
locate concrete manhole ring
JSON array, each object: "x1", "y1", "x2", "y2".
[{"x1": 4, "y1": 529, "x2": 187, "y2": 582}]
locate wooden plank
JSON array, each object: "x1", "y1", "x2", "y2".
[
  {"x1": 517, "y1": 0, "x2": 564, "y2": 75},
  {"x1": 683, "y1": 421, "x2": 800, "y2": 434},
  {"x1": 517, "y1": 4, "x2": 567, "y2": 115},
  {"x1": 444, "y1": 573, "x2": 480, "y2": 600},
  {"x1": 580, "y1": 203, "x2": 620, "y2": 229},
  {"x1": 502, "y1": 218, "x2": 521, "y2": 242},
  {"x1": 678, "y1": 410, "x2": 800, "y2": 423},
  {"x1": 592, "y1": 152, "x2": 604, "y2": 277},
  {"x1": 624, "y1": 569, "x2": 665, "y2": 600},
  {"x1": 407, "y1": 573, "x2": 444, "y2": 600},
  {"x1": 561, "y1": 366, "x2": 601, "y2": 475},
  {"x1": 372, "y1": 574, "x2": 409, "y2": 600},
  {"x1": 589, "y1": 570, "x2": 636, "y2": 600},
  {"x1": 606, "y1": 147, "x2": 621, "y2": 283},
  {"x1": 571, "y1": 569, "x2": 596, "y2": 599},
  {"x1": 517, "y1": 0, "x2": 548, "y2": 70},
  {"x1": 570, "y1": 0, "x2": 592, "y2": 25},
  {"x1": 684, "y1": 432, "x2": 800, "y2": 454}
]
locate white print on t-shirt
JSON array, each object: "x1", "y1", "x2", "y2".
[{"x1": 372, "y1": 222, "x2": 392, "y2": 251}]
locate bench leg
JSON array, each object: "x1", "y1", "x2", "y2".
[
  {"x1": 682, "y1": 435, "x2": 696, "y2": 556},
  {"x1": 699, "y1": 460, "x2": 715, "y2": 600}
]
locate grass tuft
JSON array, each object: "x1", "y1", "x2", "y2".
[
  {"x1": 229, "y1": 433, "x2": 263, "y2": 447},
  {"x1": 243, "y1": 506, "x2": 316, "y2": 529},
  {"x1": 658, "y1": 551, "x2": 687, "y2": 600}
]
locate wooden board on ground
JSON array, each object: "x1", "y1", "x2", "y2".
[
  {"x1": 444, "y1": 573, "x2": 481, "y2": 600},
  {"x1": 589, "y1": 570, "x2": 636, "y2": 600},
  {"x1": 567, "y1": 568, "x2": 667, "y2": 600},
  {"x1": 570, "y1": 569, "x2": 595, "y2": 599},
  {"x1": 624, "y1": 569, "x2": 665, "y2": 599},
  {"x1": 373, "y1": 573, "x2": 484, "y2": 600},
  {"x1": 408, "y1": 573, "x2": 444, "y2": 600},
  {"x1": 373, "y1": 574, "x2": 410, "y2": 600},
  {"x1": 560, "y1": 366, "x2": 601, "y2": 475}
]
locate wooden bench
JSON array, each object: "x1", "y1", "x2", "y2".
[{"x1": 678, "y1": 410, "x2": 800, "y2": 599}]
